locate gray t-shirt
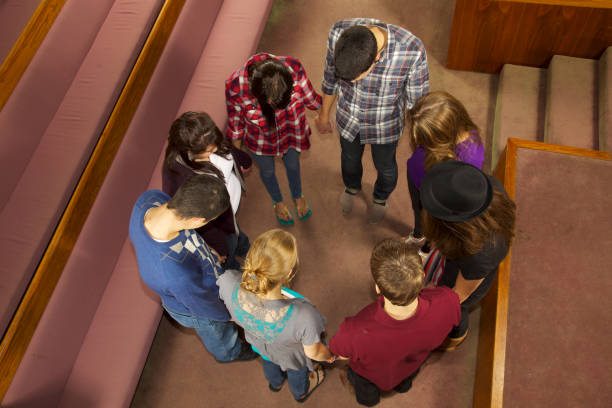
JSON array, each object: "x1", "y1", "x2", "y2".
[{"x1": 217, "y1": 270, "x2": 326, "y2": 371}]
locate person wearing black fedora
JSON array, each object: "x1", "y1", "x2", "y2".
[{"x1": 420, "y1": 161, "x2": 516, "y2": 350}]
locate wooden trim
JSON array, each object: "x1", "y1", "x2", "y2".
[
  {"x1": 495, "y1": 0, "x2": 612, "y2": 9},
  {"x1": 506, "y1": 138, "x2": 611, "y2": 161},
  {"x1": 0, "y1": 0, "x2": 67, "y2": 112},
  {"x1": 0, "y1": 0, "x2": 186, "y2": 401},
  {"x1": 473, "y1": 138, "x2": 610, "y2": 407}
]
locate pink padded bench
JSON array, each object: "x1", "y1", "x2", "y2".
[
  {"x1": 3, "y1": 0, "x2": 273, "y2": 406},
  {"x1": 0, "y1": 0, "x2": 163, "y2": 336},
  {"x1": 0, "y1": 0, "x2": 41, "y2": 64}
]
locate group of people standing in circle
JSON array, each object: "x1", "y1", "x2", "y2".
[{"x1": 129, "y1": 18, "x2": 516, "y2": 407}]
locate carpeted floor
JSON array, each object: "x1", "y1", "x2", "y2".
[{"x1": 131, "y1": 1, "x2": 496, "y2": 407}]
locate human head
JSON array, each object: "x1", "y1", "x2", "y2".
[
  {"x1": 241, "y1": 229, "x2": 299, "y2": 296},
  {"x1": 165, "y1": 112, "x2": 230, "y2": 174},
  {"x1": 370, "y1": 238, "x2": 424, "y2": 306},
  {"x1": 334, "y1": 25, "x2": 378, "y2": 81},
  {"x1": 248, "y1": 57, "x2": 294, "y2": 126},
  {"x1": 166, "y1": 173, "x2": 230, "y2": 223},
  {"x1": 409, "y1": 91, "x2": 479, "y2": 169},
  {"x1": 421, "y1": 161, "x2": 516, "y2": 259}
]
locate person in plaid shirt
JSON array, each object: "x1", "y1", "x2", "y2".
[
  {"x1": 315, "y1": 19, "x2": 429, "y2": 223},
  {"x1": 226, "y1": 53, "x2": 322, "y2": 225}
]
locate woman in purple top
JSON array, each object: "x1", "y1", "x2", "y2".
[{"x1": 406, "y1": 91, "x2": 485, "y2": 244}]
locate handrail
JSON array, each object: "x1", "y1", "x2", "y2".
[
  {"x1": 0, "y1": 0, "x2": 67, "y2": 112},
  {"x1": 472, "y1": 138, "x2": 611, "y2": 407},
  {"x1": 0, "y1": 0, "x2": 186, "y2": 401}
]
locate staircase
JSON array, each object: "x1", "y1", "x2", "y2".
[{"x1": 491, "y1": 47, "x2": 612, "y2": 169}]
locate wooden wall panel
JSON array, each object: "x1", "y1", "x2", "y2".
[{"x1": 448, "y1": 0, "x2": 612, "y2": 73}]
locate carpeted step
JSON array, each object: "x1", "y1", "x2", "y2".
[
  {"x1": 544, "y1": 55, "x2": 598, "y2": 150},
  {"x1": 599, "y1": 47, "x2": 612, "y2": 152},
  {"x1": 492, "y1": 64, "x2": 545, "y2": 169}
]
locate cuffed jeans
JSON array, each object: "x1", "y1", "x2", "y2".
[
  {"x1": 340, "y1": 134, "x2": 398, "y2": 201},
  {"x1": 262, "y1": 359, "x2": 309, "y2": 401},
  {"x1": 250, "y1": 149, "x2": 302, "y2": 203},
  {"x1": 165, "y1": 308, "x2": 242, "y2": 362}
]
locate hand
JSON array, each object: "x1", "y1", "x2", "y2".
[
  {"x1": 314, "y1": 113, "x2": 333, "y2": 134},
  {"x1": 240, "y1": 165, "x2": 252, "y2": 175},
  {"x1": 210, "y1": 248, "x2": 227, "y2": 264}
]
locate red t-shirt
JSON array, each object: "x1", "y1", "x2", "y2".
[{"x1": 329, "y1": 287, "x2": 460, "y2": 390}]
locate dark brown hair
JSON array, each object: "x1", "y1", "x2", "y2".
[
  {"x1": 164, "y1": 112, "x2": 231, "y2": 177},
  {"x1": 423, "y1": 188, "x2": 516, "y2": 259},
  {"x1": 370, "y1": 238, "x2": 424, "y2": 306},
  {"x1": 248, "y1": 58, "x2": 293, "y2": 128},
  {"x1": 409, "y1": 91, "x2": 480, "y2": 170}
]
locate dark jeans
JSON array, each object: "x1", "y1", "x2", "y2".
[
  {"x1": 446, "y1": 267, "x2": 498, "y2": 338},
  {"x1": 250, "y1": 149, "x2": 302, "y2": 203},
  {"x1": 262, "y1": 359, "x2": 309, "y2": 401},
  {"x1": 222, "y1": 229, "x2": 250, "y2": 271},
  {"x1": 340, "y1": 134, "x2": 398, "y2": 201},
  {"x1": 347, "y1": 366, "x2": 421, "y2": 407},
  {"x1": 407, "y1": 169, "x2": 423, "y2": 237}
]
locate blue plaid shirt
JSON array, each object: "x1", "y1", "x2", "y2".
[{"x1": 322, "y1": 18, "x2": 429, "y2": 145}]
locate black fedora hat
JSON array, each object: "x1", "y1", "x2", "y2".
[{"x1": 420, "y1": 161, "x2": 493, "y2": 222}]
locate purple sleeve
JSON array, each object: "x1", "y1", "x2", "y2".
[
  {"x1": 455, "y1": 131, "x2": 485, "y2": 170},
  {"x1": 406, "y1": 145, "x2": 427, "y2": 190}
]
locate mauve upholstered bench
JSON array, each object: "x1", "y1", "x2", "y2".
[
  {"x1": 0, "y1": 0, "x2": 163, "y2": 337},
  {"x1": 2, "y1": 0, "x2": 273, "y2": 407}
]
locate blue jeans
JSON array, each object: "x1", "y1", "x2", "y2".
[
  {"x1": 250, "y1": 149, "x2": 302, "y2": 203},
  {"x1": 165, "y1": 308, "x2": 242, "y2": 362},
  {"x1": 340, "y1": 134, "x2": 398, "y2": 201},
  {"x1": 262, "y1": 359, "x2": 310, "y2": 400}
]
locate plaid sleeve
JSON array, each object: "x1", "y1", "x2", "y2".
[
  {"x1": 405, "y1": 48, "x2": 430, "y2": 109},
  {"x1": 292, "y1": 59, "x2": 322, "y2": 110},
  {"x1": 321, "y1": 24, "x2": 340, "y2": 95},
  {"x1": 225, "y1": 79, "x2": 244, "y2": 141}
]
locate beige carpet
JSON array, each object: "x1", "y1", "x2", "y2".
[{"x1": 131, "y1": 1, "x2": 495, "y2": 407}]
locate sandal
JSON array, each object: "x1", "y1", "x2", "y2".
[
  {"x1": 296, "y1": 364, "x2": 325, "y2": 403},
  {"x1": 293, "y1": 196, "x2": 312, "y2": 221},
  {"x1": 273, "y1": 201, "x2": 294, "y2": 226}
]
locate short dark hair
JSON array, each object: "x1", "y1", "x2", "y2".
[
  {"x1": 370, "y1": 238, "x2": 424, "y2": 306},
  {"x1": 248, "y1": 58, "x2": 294, "y2": 127},
  {"x1": 167, "y1": 174, "x2": 230, "y2": 220},
  {"x1": 334, "y1": 26, "x2": 377, "y2": 81}
]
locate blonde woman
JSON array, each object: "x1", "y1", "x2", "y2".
[
  {"x1": 216, "y1": 229, "x2": 331, "y2": 402},
  {"x1": 406, "y1": 91, "x2": 484, "y2": 244}
]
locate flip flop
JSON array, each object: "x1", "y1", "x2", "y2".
[
  {"x1": 273, "y1": 201, "x2": 294, "y2": 226},
  {"x1": 293, "y1": 196, "x2": 312, "y2": 221},
  {"x1": 296, "y1": 364, "x2": 325, "y2": 403}
]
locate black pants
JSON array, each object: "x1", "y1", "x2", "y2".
[
  {"x1": 407, "y1": 169, "x2": 423, "y2": 237},
  {"x1": 340, "y1": 134, "x2": 399, "y2": 201},
  {"x1": 347, "y1": 366, "x2": 421, "y2": 407}
]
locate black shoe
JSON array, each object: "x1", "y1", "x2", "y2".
[
  {"x1": 234, "y1": 343, "x2": 259, "y2": 361},
  {"x1": 218, "y1": 343, "x2": 259, "y2": 363}
]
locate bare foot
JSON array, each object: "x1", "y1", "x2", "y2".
[
  {"x1": 293, "y1": 196, "x2": 310, "y2": 219},
  {"x1": 274, "y1": 201, "x2": 293, "y2": 222}
]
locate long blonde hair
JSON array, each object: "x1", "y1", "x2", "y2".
[
  {"x1": 241, "y1": 229, "x2": 298, "y2": 295},
  {"x1": 409, "y1": 91, "x2": 479, "y2": 169}
]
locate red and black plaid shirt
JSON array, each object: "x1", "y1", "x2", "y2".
[{"x1": 225, "y1": 53, "x2": 322, "y2": 156}]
